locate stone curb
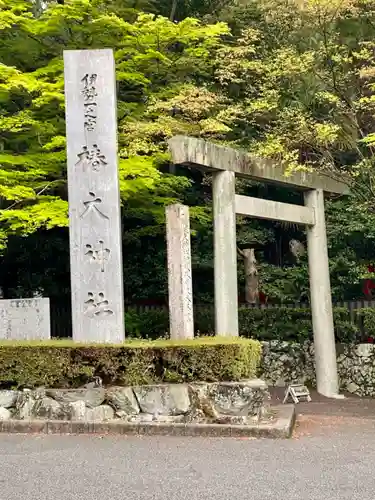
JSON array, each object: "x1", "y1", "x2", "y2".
[{"x1": 0, "y1": 405, "x2": 296, "y2": 439}]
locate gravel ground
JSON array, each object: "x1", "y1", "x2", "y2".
[{"x1": 1, "y1": 416, "x2": 375, "y2": 500}]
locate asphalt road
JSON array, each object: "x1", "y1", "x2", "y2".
[{"x1": 1, "y1": 423, "x2": 375, "y2": 500}]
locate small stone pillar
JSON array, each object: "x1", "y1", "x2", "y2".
[
  {"x1": 305, "y1": 189, "x2": 339, "y2": 397},
  {"x1": 166, "y1": 204, "x2": 194, "y2": 339},
  {"x1": 212, "y1": 171, "x2": 239, "y2": 337}
]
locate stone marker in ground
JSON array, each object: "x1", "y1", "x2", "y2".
[
  {"x1": 0, "y1": 298, "x2": 50, "y2": 340},
  {"x1": 165, "y1": 204, "x2": 194, "y2": 339},
  {"x1": 64, "y1": 49, "x2": 125, "y2": 343}
]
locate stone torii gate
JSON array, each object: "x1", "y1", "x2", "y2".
[{"x1": 167, "y1": 135, "x2": 349, "y2": 398}]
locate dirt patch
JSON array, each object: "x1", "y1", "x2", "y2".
[
  {"x1": 293, "y1": 414, "x2": 373, "y2": 438},
  {"x1": 268, "y1": 387, "x2": 375, "y2": 438}
]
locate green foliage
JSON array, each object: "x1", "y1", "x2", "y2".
[
  {"x1": 213, "y1": 307, "x2": 359, "y2": 342},
  {"x1": 0, "y1": 337, "x2": 261, "y2": 388},
  {"x1": 210, "y1": 0, "x2": 375, "y2": 301},
  {"x1": 357, "y1": 308, "x2": 375, "y2": 338},
  {"x1": 125, "y1": 305, "x2": 361, "y2": 343},
  {"x1": 152, "y1": 0, "x2": 234, "y2": 21},
  {"x1": 0, "y1": 229, "x2": 70, "y2": 298},
  {"x1": 3, "y1": 0, "x2": 375, "y2": 304},
  {"x1": 0, "y1": 0, "x2": 229, "y2": 248},
  {"x1": 125, "y1": 308, "x2": 169, "y2": 338}
]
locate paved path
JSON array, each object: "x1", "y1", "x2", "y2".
[
  {"x1": 2, "y1": 390, "x2": 375, "y2": 500},
  {"x1": 2, "y1": 415, "x2": 375, "y2": 500},
  {"x1": 271, "y1": 387, "x2": 375, "y2": 420}
]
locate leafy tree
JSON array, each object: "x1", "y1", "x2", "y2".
[
  {"x1": 0, "y1": 0, "x2": 231, "y2": 300},
  {"x1": 209, "y1": 0, "x2": 375, "y2": 300},
  {"x1": 3, "y1": 0, "x2": 375, "y2": 305},
  {"x1": 151, "y1": 0, "x2": 234, "y2": 21},
  {"x1": 0, "y1": 0, "x2": 228, "y2": 247}
]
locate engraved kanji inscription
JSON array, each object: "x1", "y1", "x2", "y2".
[
  {"x1": 81, "y1": 73, "x2": 98, "y2": 101},
  {"x1": 84, "y1": 102, "x2": 97, "y2": 131},
  {"x1": 75, "y1": 145, "x2": 107, "y2": 171},
  {"x1": 84, "y1": 292, "x2": 114, "y2": 317},
  {"x1": 81, "y1": 74, "x2": 98, "y2": 131},
  {"x1": 85, "y1": 240, "x2": 111, "y2": 272},
  {"x1": 84, "y1": 117, "x2": 96, "y2": 131},
  {"x1": 80, "y1": 191, "x2": 109, "y2": 220},
  {"x1": 84, "y1": 103, "x2": 97, "y2": 114}
]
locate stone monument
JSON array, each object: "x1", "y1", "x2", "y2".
[
  {"x1": 64, "y1": 49, "x2": 125, "y2": 343},
  {"x1": 168, "y1": 135, "x2": 349, "y2": 399},
  {"x1": 165, "y1": 204, "x2": 194, "y2": 339},
  {"x1": 0, "y1": 298, "x2": 50, "y2": 340}
]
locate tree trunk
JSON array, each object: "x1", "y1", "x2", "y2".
[
  {"x1": 170, "y1": 0, "x2": 178, "y2": 21},
  {"x1": 238, "y1": 248, "x2": 259, "y2": 304}
]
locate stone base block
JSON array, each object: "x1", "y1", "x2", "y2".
[
  {"x1": 0, "y1": 405, "x2": 296, "y2": 439},
  {"x1": 0, "y1": 378, "x2": 271, "y2": 425}
]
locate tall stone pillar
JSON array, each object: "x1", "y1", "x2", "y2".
[
  {"x1": 166, "y1": 204, "x2": 194, "y2": 339},
  {"x1": 212, "y1": 171, "x2": 239, "y2": 337},
  {"x1": 64, "y1": 49, "x2": 125, "y2": 343},
  {"x1": 305, "y1": 189, "x2": 340, "y2": 397}
]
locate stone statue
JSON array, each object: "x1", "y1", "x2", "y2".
[{"x1": 289, "y1": 239, "x2": 306, "y2": 262}]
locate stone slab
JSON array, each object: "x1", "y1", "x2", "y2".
[
  {"x1": 169, "y1": 136, "x2": 348, "y2": 194},
  {"x1": 0, "y1": 408, "x2": 11, "y2": 421},
  {"x1": 64, "y1": 49, "x2": 125, "y2": 343},
  {"x1": 165, "y1": 204, "x2": 194, "y2": 339},
  {"x1": 85, "y1": 404, "x2": 114, "y2": 421},
  {"x1": 105, "y1": 387, "x2": 140, "y2": 415},
  {"x1": 33, "y1": 397, "x2": 69, "y2": 420},
  {"x1": 0, "y1": 405, "x2": 296, "y2": 438},
  {"x1": 133, "y1": 384, "x2": 191, "y2": 416},
  {"x1": 0, "y1": 391, "x2": 19, "y2": 408},
  {"x1": 207, "y1": 379, "x2": 270, "y2": 417},
  {"x1": 69, "y1": 400, "x2": 86, "y2": 420},
  {"x1": 46, "y1": 388, "x2": 105, "y2": 408},
  {"x1": 0, "y1": 298, "x2": 50, "y2": 340}
]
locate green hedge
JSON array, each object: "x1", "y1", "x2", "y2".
[
  {"x1": 237, "y1": 307, "x2": 359, "y2": 343},
  {"x1": 125, "y1": 306, "x2": 362, "y2": 343},
  {"x1": 357, "y1": 308, "x2": 375, "y2": 338},
  {"x1": 0, "y1": 337, "x2": 261, "y2": 389}
]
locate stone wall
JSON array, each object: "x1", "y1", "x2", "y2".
[
  {"x1": 260, "y1": 341, "x2": 316, "y2": 388},
  {"x1": 0, "y1": 380, "x2": 270, "y2": 424},
  {"x1": 260, "y1": 341, "x2": 375, "y2": 397}
]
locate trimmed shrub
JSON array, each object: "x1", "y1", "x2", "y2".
[
  {"x1": 0, "y1": 337, "x2": 261, "y2": 389},
  {"x1": 237, "y1": 306, "x2": 358, "y2": 343},
  {"x1": 126, "y1": 306, "x2": 361, "y2": 343}
]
